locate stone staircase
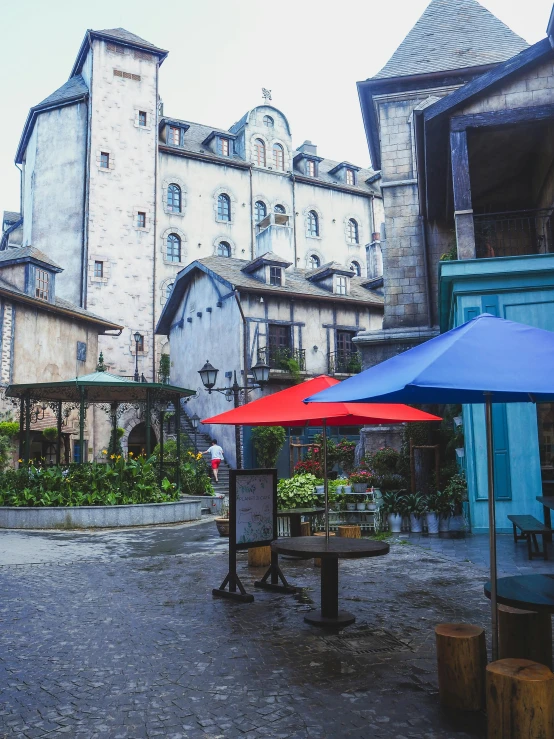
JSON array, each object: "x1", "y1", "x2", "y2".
[{"x1": 179, "y1": 411, "x2": 231, "y2": 498}]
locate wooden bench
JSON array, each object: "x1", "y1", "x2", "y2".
[{"x1": 507, "y1": 515, "x2": 550, "y2": 561}]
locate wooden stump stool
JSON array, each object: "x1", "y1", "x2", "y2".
[
  {"x1": 435, "y1": 623, "x2": 487, "y2": 711},
  {"x1": 313, "y1": 531, "x2": 335, "y2": 567},
  {"x1": 338, "y1": 525, "x2": 361, "y2": 539},
  {"x1": 300, "y1": 521, "x2": 311, "y2": 536},
  {"x1": 498, "y1": 604, "x2": 553, "y2": 669},
  {"x1": 486, "y1": 659, "x2": 554, "y2": 738},
  {"x1": 248, "y1": 546, "x2": 271, "y2": 567}
]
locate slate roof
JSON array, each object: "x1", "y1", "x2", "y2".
[
  {"x1": 92, "y1": 27, "x2": 167, "y2": 53},
  {"x1": 374, "y1": 0, "x2": 529, "y2": 79},
  {"x1": 2, "y1": 212, "x2": 21, "y2": 226},
  {"x1": 0, "y1": 246, "x2": 63, "y2": 271},
  {"x1": 160, "y1": 119, "x2": 381, "y2": 196},
  {"x1": 0, "y1": 276, "x2": 121, "y2": 330},
  {"x1": 35, "y1": 75, "x2": 89, "y2": 111}
]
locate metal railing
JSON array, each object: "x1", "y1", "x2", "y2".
[
  {"x1": 121, "y1": 374, "x2": 148, "y2": 383},
  {"x1": 328, "y1": 350, "x2": 362, "y2": 375},
  {"x1": 474, "y1": 209, "x2": 554, "y2": 259},
  {"x1": 257, "y1": 346, "x2": 306, "y2": 372}
]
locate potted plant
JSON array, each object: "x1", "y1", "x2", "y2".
[
  {"x1": 404, "y1": 492, "x2": 425, "y2": 533},
  {"x1": 381, "y1": 491, "x2": 403, "y2": 533},
  {"x1": 424, "y1": 490, "x2": 441, "y2": 535},
  {"x1": 345, "y1": 494, "x2": 357, "y2": 512},
  {"x1": 349, "y1": 469, "x2": 374, "y2": 493},
  {"x1": 443, "y1": 473, "x2": 469, "y2": 537},
  {"x1": 365, "y1": 491, "x2": 377, "y2": 511},
  {"x1": 356, "y1": 498, "x2": 366, "y2": 511},
  {"x1": 215, "y1": 499, "x2": 230, "y2": 537}
]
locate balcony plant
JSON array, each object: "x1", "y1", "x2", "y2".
[{"x1": 404, "y1": 492, "x2": 425, "y2": 533}]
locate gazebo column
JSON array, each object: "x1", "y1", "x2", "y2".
[
  {"x1": 111, "y1": 402, "x2": 118, "y2": 457},
  {"x1": 24, "y1": 392, "x2": 31, "y2": 464},
  {"x1": 56, "y1": 401, "x2": 62, "y2": 466},
  {"x1": 145, "y1": 389, "x2": 151, "y2": 457},
  {"x1": 79, "y1": 387, "x2": 85, "y2": 464},
  {"x1": 159, "y1": 408, "x2": 165, "y2": 481},
  {"x1": 18, "y1": 397, "x2": 24, "y2": 461},
  {"x1": 175, "y1": 395, "x2": 181, "y2": 491}
]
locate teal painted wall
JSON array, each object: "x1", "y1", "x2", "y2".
[{"x1": 441, "y1": 256, "x2": 554, "y2": 532}]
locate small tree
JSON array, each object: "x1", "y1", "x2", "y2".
[
  {"x1": 0, "y1": 420, "x2": 18, "y2": 471},
  {"x1": 108, "y1": 427, "x2": 125, "y2": 457},
  {"x1": 96, "y1": 352, "x2": 107, "y2": 372},
  {"x1": 252, "y1": 426, "x2": 286, "y2": 468},
  {"x1": 159, "y1": 354, "x2": 170, "y2": 384}
]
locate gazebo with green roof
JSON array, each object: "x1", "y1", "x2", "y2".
[{"x1": 6, "y1": 372, "x2": 195, "y2": 484}]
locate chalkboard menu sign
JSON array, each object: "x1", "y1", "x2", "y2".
[{"x1": 234, "y1": 471, "x2": 275, "y2": 547}]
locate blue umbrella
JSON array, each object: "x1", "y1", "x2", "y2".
[{"x1": 305, "y1": 314, "x2": 554, "y2": 658}]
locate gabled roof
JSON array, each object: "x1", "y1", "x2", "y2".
[
  {"x1": 70, "y1": 27, "x2": 168, "y2": 77},
  {"x1": 241, "y1": 252, "x2": 293, "y2": 273},
  {"x1": 307, "y1": 262, "x2": 355, "y2": 281},
  {"x1": 15, "y1": 76, "x2": 89, "y2": 164},
  {"x1": 375, "y1": 0, "x2": 528, "y2": 80},
  {"x1": 156, "y1": 257, "x2": 384, "y2": 335},
  {"x1": 0, "y1": 246, "x2": 63, "y2": 272}
]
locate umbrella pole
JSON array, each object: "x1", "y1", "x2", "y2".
[
  {"x1": 485, "y1": 395, "x2": 499, "y2": 660},
  {"x1": 323, "y1": 420, "x2": 329, "y2": 540}
]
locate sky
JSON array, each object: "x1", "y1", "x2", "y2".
[{"x1": 0, "y1": 0, "x2": 552, "y2": 217}]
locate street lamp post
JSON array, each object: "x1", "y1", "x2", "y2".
[
  {"x1": 198, "y1": 359, "x2": 269, "y2": 469},
  {"x1": 133, "y1": 332, "x2": 142, "y2": 382}
]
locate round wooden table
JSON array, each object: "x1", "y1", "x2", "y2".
[
  {"x1": 484, "y1": 574, "x2": 554, "y2": 612},
  {"x1": 271, "y1": 536, "x2": 389, "y2": 628}
]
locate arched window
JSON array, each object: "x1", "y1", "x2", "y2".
[
  {"x1": 274, "y1": 204, "x2": 286, "y2": 214},
  {"x1": 217, "y1": 193, "x2": 231, "y2": 221},
  {"x1": 347, "y1": 218, "x2": 359, "y2": 244},
  {"x1": 273, "y1": 143, "x2": 284, "y2": 171},
  {"x1": 218, "y1": 241, "x2": 231, "y2": 257},
  {"x1": 263, "y1": 115, "x2": 274, "y2": 127},
  {"x1": 308, "y1": 254, "x2": 320, "y2": 270},
  {"x1": 166, "y1": 234, "x2": 181, "y2": 262},
  {"x1": 166, "y1": 282, "x2": 174, "y2": 298},
  {"x1": 254, "y1": 139, "x2": 266, "y2": 166},
  {"x1": 167, "y1": 184, "x2": 181, "y2": 213},
  {"x1": 307, "y1": 210, "x2": 319, "y2": 237},
  {"x1": 350, "y1": 261, "x2": 361, "y2": 277},
  {"x1": 254, "y1": 201, "x2": 267, "y2": 223}
]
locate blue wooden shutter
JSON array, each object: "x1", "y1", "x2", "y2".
[{"x1": 464, "y1": 307, "x2": 480, "y2": 322}]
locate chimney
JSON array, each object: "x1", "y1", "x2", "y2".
[{"x1": 296, "y1": 140, "x2": 317, "y2": 157}]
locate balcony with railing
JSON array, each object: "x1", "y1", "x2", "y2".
[
  {"x1": 256, "y1": 212, "x2": 290, "y2": 233},
  {"x1": 474, "y1": 209, "x2": 554, "y2": 259},
  {"x1": 328, "y1": 350, "x2": 362, "y2": 376},
  {"x1": 257, "y1": 346, "x2": 306, "y2": 376}
]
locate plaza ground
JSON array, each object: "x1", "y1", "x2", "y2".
[{"x1": 1, "y1": 522, "x2": 552, "y2": 739}]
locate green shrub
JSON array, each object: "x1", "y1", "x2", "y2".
[
  {"x1": 252, "y1": 426, "x2": 286, "y2": 468},
  {"x1": 0, "y1": 456, "x2": 179, "y2": 507},
  {"x1": 108, "y1": 426, "x2": 125, "y2": 457},
  {"x1": 43, "y1": 427, "x2": 58, "y2": 442},
  {"x1": 277, "y1": 474, "x2": 318, "y2": 510},
  {"x1": 0, "y1": 422, "x2": 19, "y2": 438}
]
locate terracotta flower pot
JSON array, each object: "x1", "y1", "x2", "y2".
[{"x1": 215, "y1": 517, "x2": 230, "y2": 537}]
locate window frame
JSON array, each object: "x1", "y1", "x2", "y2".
[
  {"x1": 35, "y1": 269, "x2": 50, "y2": 301},
  {"x1": 168, "y1": 125, "x2": 183, "y2": 146},
  {"x1": 254, "y1": 200, "x2": 267, "y2": 223},
  {"x1": 217, "y1": 193, "x2": 231, "y2": 222},
  {"x1": 166, "y1": 233, "x2": 181, "y2": 263},
  {"x1": 100, "y1": 152, "x2": 110, "y2": 169},
  {"x1": 217, "y1": 137, "x2": 230, "y2": 156},
  {"x1": 347, "y1": 218, "x2": 359, "y2": 244},
  {"x1": 307, "y1": 210, "x2": 319, "y2": 237},
  {"x1": 138, "y1": 111, "x2": 147, "y2": 127},
  {"x1": 335, "y1": 275, "x2": 348, "y2": 295},
  {"x1": 217, "y1": 241, "x2": 232, "y2": 258},
  {"x1": 167, "y1": 184, "x2": 182, "y2": 213},
  {"x1": 269, "y1": 266, "x2": 282, "y2": 286},
  {"x1": 345, "y1": 168, "x2": 355, "y2": 186},
  {"x1": 349, "y1": 261, "x2": 361, "y2": 277},
  {"x1": 94, "y1": 261, "x2": 104, "y2": 278},
  {"x1": 306, "y1": 160, "x2": 316, "y2": 177},
  {"x1": 273, "y1": 143, "x2": 284, "y2": 171},
  {"x1": 274, "y1": 204, "x2": 286, "y2": 214},
  {"x1": 308, "y1": 254, "x2": 320, "y2": 270},
  {"x1": 263, "y1": 115, "x2": 274, "y2": 127},
  {"x1": 254, "y1": 138, "x2": 266, "y2": 167},
  {"x1": 136, "y1": 211, "x2": 146, "y2": 229}
]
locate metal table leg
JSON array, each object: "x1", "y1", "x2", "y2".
[{"x1": 304, "y1": 556, "x2": 355, "y2": 628}]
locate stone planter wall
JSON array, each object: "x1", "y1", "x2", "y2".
[{"x1": 0, "y1": 498, "x2": 203, "y2": 530}]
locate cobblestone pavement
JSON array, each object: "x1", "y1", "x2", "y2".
[{"x1": 0, "y1": 522, "x2": 517, "y2": 738}]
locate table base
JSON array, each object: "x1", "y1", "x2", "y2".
[{"x1": 304, "y1": 610, "x2": 356, "y2": 628}]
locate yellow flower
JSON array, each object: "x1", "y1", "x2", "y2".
[
  {"x1": 117, "y1": 455, "x2": 121, "y2": 460},
  {"x1": 110, "y1": 454, "x2": 115, "y2": 459},
  {"x1": 129, "y1": 451, "x2": 134, "y2": 457},
  {"x1": 18, "y1": 459, "x2": 23, "y2": 463},
  {"x1": 102, "y1": 449, "x2": 108, "y2": 455}
]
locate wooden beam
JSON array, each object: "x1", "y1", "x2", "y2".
[
  {"x1": 451, "y1": 104, "x2": 554, "y2": 132},
  {"x1": 450, "y1": 130, "x2": 472, "y2": 211}
]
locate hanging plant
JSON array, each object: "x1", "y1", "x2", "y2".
[{"x1": 43, "y1": 427, "x2": 59, "y2": 442}]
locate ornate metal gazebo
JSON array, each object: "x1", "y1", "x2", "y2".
[{"x1": 5, "y1": 372, "x2": 195, "y2": 484}]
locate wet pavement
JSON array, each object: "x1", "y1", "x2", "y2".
[{"x1": 0, "y1": 522, "x2": 548, "y2": 738}]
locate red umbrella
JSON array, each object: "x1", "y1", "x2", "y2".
[{"x1": 203, "y1": 376, "x2": 441, "y2": 538}]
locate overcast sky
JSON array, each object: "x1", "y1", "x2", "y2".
[{"x1": 0, "y1": 0, "x2": 551, "y2": 217}]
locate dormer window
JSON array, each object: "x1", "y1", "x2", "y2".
[
  {"x1": 218, "y1": 137, "x2": 230, "y2": 156},
  {"x1": 335, "y1": 275, "x2": 348, "y2": 295},
  {"x1": 345, "y1": 168, "x2": 355, "y2": 186},
  {"x1": 307, "y1": 160, "x2": 316, "y2": 177},
  {"x1": 35, "y1": 269, "x2": 49, "y2": 301},
  {"x1": 168, "y1": 126, "x2": 184, "y2": 146},
  {"x1": 269, "y1": 267, "x2": 282, "y2": 286}
]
